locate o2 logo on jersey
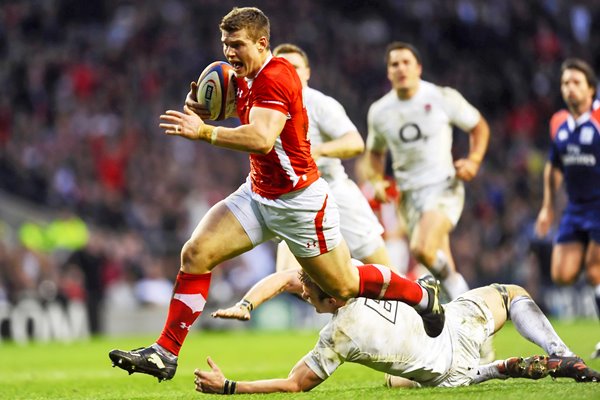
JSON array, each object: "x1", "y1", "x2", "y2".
[{"x1": 398, "y1": 123, "x2": 424, "y2": 143}]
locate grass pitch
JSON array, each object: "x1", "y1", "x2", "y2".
[{"x1": 1, "y1": 319, "x2": 599, "y2": 400}]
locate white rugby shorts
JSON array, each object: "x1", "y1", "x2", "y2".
[
  {"x1": 400, "y1": 178, "x2": 464, "y2": 234},
  {"x1": 328, "y1": 178, "x2": 385, "y2": 260},
  {"x1": 438, "y1": 293, "x2": 495, "y2": 387},
  {"x1": 224, "y1": 178, "x2": 343, "y2": 258}
]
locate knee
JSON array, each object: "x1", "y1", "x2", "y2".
[
  {"x1": 503, "y1": 284, "x2": 530, "y2": 301},
  {"x1": 551, "y1": 270, "x2": 577, "y2": 286},
  {"x1": 181, "y1": 240, "x2": 212, "y2": 273}
]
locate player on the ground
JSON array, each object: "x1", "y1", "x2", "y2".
[
  {"x1": 534, "y1": 58, "x2": 600, "y2": 359},
  {"x1": 108, "y1": 8, "x2": 444, "y2": 382},
  {"x1": 362, "y1": 41, "x2": 490, "y2": 301},
  {"x1": 213, "y1": 43, "x2": 396, "y2": 322},
  {"x1": 195, "y1": 272, "x2": 600, "y2": 394}
]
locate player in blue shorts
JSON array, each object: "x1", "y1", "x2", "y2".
[{"x1": 534, "y1": 58, "x2": 600, "y2": 358}]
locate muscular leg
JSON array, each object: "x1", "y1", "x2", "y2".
[
  {"x1": 411, "y1": 210, "x2": 469, "y2": 299},
  {"x1": 551, "y1": 242, "x2": 585, "y2": 285},
  {"x1": 182, "y1": 201, "x2": 254, "y2": 274},
  {"x1": 584, "y1": 241, "x2": 600, "y2": 316},
  {"x1": 360, "y1": 245, "x2": 394, "y2": 268},
  {"x1": 296, "y1": 241, "x2": 427, "y2": 311},
  {"x1": 473, "y1": 284, "x2": 573, "y2": 356},
  {"x1": 157, "y1": 201, "x2": 255, "y2": 355},
  {"x1": 584, "y1": 241, "x2": 600, "y2": 358}
]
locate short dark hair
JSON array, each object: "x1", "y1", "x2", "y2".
[
  {"x1": 561, "y1": 58, "x2": 597, "y2": 97},
  {"x1": 385, "y1": 41, "x2": 422, "y2": 65},
  {"x1": 273, "y1": 43, "x2": 310, "y2": 68},
  {"x1": 220, "y1": 7, "x2": 270, "y2": 45}
]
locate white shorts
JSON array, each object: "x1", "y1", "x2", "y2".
[
  {"x1": 438, "y1": 293, "x2": 495, "y2": 387},
  {"x1": 328, "y1": 178, "x2": 385, "y2": 260},
  {"x1": 400, "y1": 178, "x2": 464, "y2": 234},
  {"x1": 224, "y1": 178, "x2": 343, "y2": 258}
]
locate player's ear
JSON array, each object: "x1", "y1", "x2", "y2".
[{"x1": 257, "y1": 37, "x2": 268, "y2": 52}]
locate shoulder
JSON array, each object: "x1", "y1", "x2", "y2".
[
  {"x1": 591, "y1": 105, "x2": 600, "y2": 125},
  {"x1": 264, "y1": 57, "x2": 296, "y2": 79},
  {"x1": 369, "y1": 90, "x2": 396, "y2": 114},
  {"x1": 305, "y1": 87, "x2": 343, "y2": 109},
  {"x1": 550, "y1": 110, "x2": 569, "y2": 139},
  {"x1": 431, "y1": 82, "x2": 466, "y2": 104}
]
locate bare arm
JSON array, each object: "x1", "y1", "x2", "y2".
[
  {"x1": 211, "y1": 269, "x2": 303, "y2": 320},
  {"x1": 194, "y1": 356, "x2": 324, "y2": 394},
  {"x1": 159, "y1": 105, "x2": 285, "y2": 154},
  {"x1": 311, "y1": 130, "x2": 365, "y2": 161},
  {"x1": 359, "y1": 149, "x2": 391, "y2": 203},
  {"x1": 534, "y1": 162, "x2": 563, "y2": 237},
  {"x1": 454, "y1": 115, "x2": 490, "y2": 181}
]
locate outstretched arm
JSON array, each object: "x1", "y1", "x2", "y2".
[
  {"x1": 194, "y1": 356, "x2": 324, "y2": 394},
  {"x1": 211, "y1": 269, "x2": 303, "y2": 320}
]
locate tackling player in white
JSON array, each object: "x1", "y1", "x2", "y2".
[{"x1": 195, "y1": 271, "x2": 600, "y2": 394}]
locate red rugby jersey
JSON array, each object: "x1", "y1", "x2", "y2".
[{"x1": 235, "y1": 57, "x2": 319, "y2": 199}]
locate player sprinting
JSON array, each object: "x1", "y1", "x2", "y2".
[
  {"x1": 108, "y1": 7, "x2": 443, "y2": 382},
  {"x1": 213, "y1": 43, "x2": 397, "y2": 322},
  {"x1": 534, "y1": 58, "x2": 600, "y2": 359},
  {"x1": 361, "y1": 41, "x2": 490, "y2": 301},
  {"x1": 195, "y1": 272, "x2": 600, "y2": 394}
]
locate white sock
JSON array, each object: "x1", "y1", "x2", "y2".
[
  {"x1": 441, "y1": 272, "x2": 470, "y2": 300},
  {"x1": 472, "y1": 361, "x2": 508, "y2": 384},
  {"x1": 509, "y1": 296, "x2": 574, "y2": 357},
  {"x1": 430, "y1": 250, "x2": 450, "y2": 279}
]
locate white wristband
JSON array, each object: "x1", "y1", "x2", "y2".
[{"x1": 210, "y1": 126, "x2": 220, "y2": 144}]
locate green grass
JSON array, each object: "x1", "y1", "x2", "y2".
[{"x1": 1, "y1": 320, "x2": 599, "y2": 400}]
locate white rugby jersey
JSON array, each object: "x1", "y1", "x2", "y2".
[
  {"x1": 304, "y1": 87, "x2": 358, "y2": 182},
  {"x1": 367, "y1": 80, "x2": 480, "y2": 190},
  {"x1": 302, "y1": 298, "x2": 453, "y2": 387}
]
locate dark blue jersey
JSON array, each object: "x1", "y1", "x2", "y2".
[{"x1": 549, "y1": 106, "x2": 600, "y2": 206}]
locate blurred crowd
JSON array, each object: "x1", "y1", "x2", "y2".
[{"x1": 1, "y1": 0, "x2": 599, "y2": 333}]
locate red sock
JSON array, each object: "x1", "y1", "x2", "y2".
[
  {"x1": 357, "y1": 264, "x2": 423, "y2": 305},
  {"x1": 156, "y1": 271, "x2": 211, "y2": 356}
]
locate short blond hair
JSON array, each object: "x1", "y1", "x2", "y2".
[
  {"x1": 273, "y1": 43, "x2": 310, "y2": 68},
  {"x1": 220, "y1": 7, "x2": 270, "y2": 46}
]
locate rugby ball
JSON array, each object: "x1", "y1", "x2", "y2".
[{"x1": 196, "y1": 61, "x2": 237, "y2": 121}]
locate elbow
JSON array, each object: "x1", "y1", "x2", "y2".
[
  {"x1": 286, "y1": 382, "x2": 310, "y2": 393},
  {"x1": 253, "y1": 137, "x2": 274, "y2": 154},
  {"x1": 353, "y1": 140, "x2": 365, "y2": 155},
  {"x1": 255, "y1": 144, "x2": 274, "y2": 155}
]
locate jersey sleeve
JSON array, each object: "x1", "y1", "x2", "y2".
[
  {"x1": 366, "y1": 103, "x2": 388, "y2": 153},
  {"x1": 440, "y1": 86, "x2": 481, "y2": 132},
  {"x1": 314, "y1": 94, "x2": 358, "y2": 139},
  {"x1": 251, "y1": 72, "x2": 292, "y2": 116},
  {"x1": 301, "y1": 322, "x2": 346, "y2": 380}
]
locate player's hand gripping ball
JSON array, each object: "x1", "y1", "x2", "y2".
[{"x1": 196, "y1": 61, "x2": 237, "y2": 121}]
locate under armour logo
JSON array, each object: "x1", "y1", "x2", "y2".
[
  {"x1": 306, "y1": 240, "x2": 318, "y2": 248},
  {"x1": 180, "y1": 322, "x2": 192, "y2": 331}
]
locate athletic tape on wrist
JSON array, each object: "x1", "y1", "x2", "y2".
[
  {"x1": 223, "y1": 379, "x2": 237, "y2": 394},
  {"x1": 239, "y1": 298, "x2": 254, "y2": 311}
]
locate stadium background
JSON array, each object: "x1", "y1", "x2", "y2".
[{"x1": 0, "y1": 0, "x2": 599, "y2": 341}]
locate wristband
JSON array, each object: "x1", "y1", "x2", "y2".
[
  {"x1": 238, "y1": 298, "x2": 254, "y2": 312},
  {"x1": 223, "y1": 379, "x2": 237, "y2": 394},
  {"x1": 210, "y1": 126, "x2": 220, "y2": 144}
]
